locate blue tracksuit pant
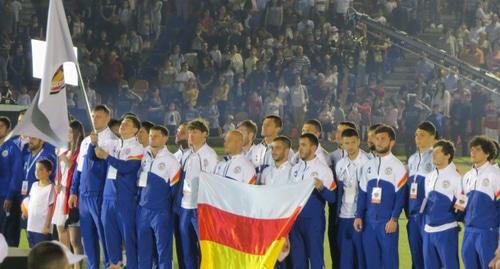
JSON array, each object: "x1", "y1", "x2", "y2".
[
  {"x1": 79, "y1": 195, "x2": 109, "y2": 269},
  {"x1": 137, "y1": 206, "x2": 173, "y2": 269},
  {"x1": 101, "y1": 200, "x2": 137, "y2": 269},
  {"x1": 423, "y1": 227, "x2": 459, "y2": 269},
  {"x1": 407, "y1": 214, "x2": 425, "y2": 269},
  {"x1": 0, "y1": 198, "x2": 21, "y2": 247},
  {"x1": 336, "y1": 218, "x2": 365, "y2": 269},
  {"x1": 27, "y1": 231, "x2": 51, "y2": 248},
  {"x1": 362, "y1": 220, "x2": 399, "y2": 269},
  {"x1": 173, "y1": 211, "x2": 185, "y2": 269},
  {"x1": 290, "y1": 216, "x2": 326, "y2": 269},
  {"x1": 178, "y1": 208, "x2": 199, "y2": 269},
  {"x1": 462, "y1": 227, "x2": 498, "y2": 269}
]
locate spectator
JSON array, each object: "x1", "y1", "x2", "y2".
[
  {"x1": 222, "y1": 114, "x2": 235, "y2": 135},
  {"x1": 97, "y1": 51, "x2": 123, "y2": 106},
  {"x1": 206, "y1": 98, "x2": 221, "y2": 136},
  {"x1": 430, "y1": 82, "x2": 451, "y2": 116},
  {"x1": 482, "y1": 99, "x2": 499, "y2": 141},
  {"x1": 164, "y1": 102, "x2": 182, "y2": 134},
  {"x1": 449, "y1": 90, "x2": 471, "y2": 153},
  {"x1": 289, "y1": 75, "x2": 309, "y2": 128},
  {"x1": 17, "y1": 86, "x2": 30, "y2": 106}
]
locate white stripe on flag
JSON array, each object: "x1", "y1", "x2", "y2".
[{"x1": 198, "y1": 172, "x2": 314, "y2": 220}]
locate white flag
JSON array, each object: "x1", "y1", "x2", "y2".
[{"x1": 10, "y1": 0, "x2": 78, "y2": 147}]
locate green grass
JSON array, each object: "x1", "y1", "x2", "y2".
[{"x1": 17, "y1": 155, "x2": 472, "y2": 268}]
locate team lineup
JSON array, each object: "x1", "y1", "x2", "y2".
[{"x1": 0, "y1": 104, "x2": 499, "y2": 269}]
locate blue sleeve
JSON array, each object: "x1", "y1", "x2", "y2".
[
  {"x1": 392, "y1": 184, "x2": 407, "y2": 219},
  {"x1": 319, "y1": 187, "x2": 336, "y2": 203},
  {"x1": 7, "y1": 146, "x2": 23, "y2": 199},
  {"x1": 356, "y1": 190, "x2": 367, "y2": 218},
  {"x1": 70, "y1": 170, "x2": 81, "y2": 195},
  {"x1": 106, "y1": 156, "x2": 142, "y2": 174},
  {"x1": 172, "y1": 175, "x2": 184, "y2": 213}
]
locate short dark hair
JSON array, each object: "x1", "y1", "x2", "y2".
[
  {"x1": 433, "y1": 139, "x2": 455, "y2": 163},
  {"x1": 141, "y1": 121, "x2": 154, "y2": 133},
  {"x1": 417, "y1": 121, "x2": 437, "y2": 137},
  {"x1": 36, "y1": 159, "x2": 53, "y2": 172},
  {"x1": 28, "y1": 242, "x2": 67, "y2": 269},
  {"x1": 491, "y1": 139, "x2": 499, "y2": 160},
  {"x1": 123, "y1": 115, "x2": 141, "y2": 130},
  {"x1": 368, "y1": 123, "x2": 382, "y2": 132},
  {"x1": 188, "y1": 119, "x2": 209, "y2": 134},
  {"x1": 151, "y1": 125, "x2": 169, "y2": 136},
  {"x1": 264, "y1": 115, "x2": 283, "y2": 128},
  {"x1": 375, "y1": 125, "x2": 396, "y2": 141},
  {"x1": 108, "y1": 118, "x2": 121, "y2": 128},
  {"x1": 237, "y1": 120, "x2": 258, "y2": 136},
  {"x1": 0, "y1": 116, "x2": 11, "y2": 129},
  {"x1": 273, "y1": 135, "x2": 292, "y2": 149},
  {"x1": 121, "y1": 112, "x2": 138, "y2": 119},
  {"x1": 339, "y1": 121, "x2": 356, "y2": 129},
  {"x1": 341, "y1": 128, "x2": 360, "y2": 138},
  {"x1": 300, "y1": 133, "x2": 319, "y2": 147},
  {"x1": 304, "y1": 119, "x2": 323, "y2": 134},
  {"x1": 469, "y1": 136, "x2": 496, "y2": 161},
  {"x1": 92, "y1": 104, "x2": 111, "y2": 115}
]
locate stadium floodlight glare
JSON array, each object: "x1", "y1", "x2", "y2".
[{"x1": 31, "y1": 39, "x2": 78, "y2": 86}]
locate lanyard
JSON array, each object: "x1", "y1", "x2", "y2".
[
  {"x1": 376, "y1": 157, "x2": 382, "y2": 187},
  {"x1": 223, "y1": 158, "x2": 233, "y2": 177},
  {"x1": 26, "y1": 149, "x2": 44, "y2": 175},
  {"x1": 431, "y1": 168, "x2": 440, "y2": 192},
  {"x1": 413, "y1": 152, "x2": 422, "y2": 183},
  {"x1": 300, "y1": 161, "x2": 310, "y2": 181},
  {"x1": 345, "y1": 161, "x2": 359, "y2": 186}
]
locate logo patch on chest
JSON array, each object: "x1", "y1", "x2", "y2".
[
  {"x1": 233, "y1": 166, "x2": 241, "y2": 174},
  {"x1": 158, "y1": 163, "x2": 166, "y2": 170}
]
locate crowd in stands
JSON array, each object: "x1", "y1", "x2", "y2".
[{"x1": 0, "y1": 0, "x2": 498, "y2": 156}]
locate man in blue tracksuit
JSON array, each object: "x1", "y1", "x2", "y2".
[
  {"x1": 328, "y1": 121, "x2": 355, "y2": 269},
  {"x1": 137, "y1": 125, "x2": 181, "y2": 269},
  {"x1": 461, "y1": 136, "x2": 499, "y2": 269},
  {"x1": 334, "y1": 128, "x2": 368, "y2": 269},
  {"x1": 95, "y1": 115, "x2": 143, "y2": 269},
  {"x1": 406, "y1": 121, "x2": 436, "y2": 269},
  {"x1": 421, "y1": 140, "x2": 462, "y2": 269},
  {"x1": 21, "y1": 137, "x2": 57, "y2": 194},
  {"x1": 179, "y1": 120, "x2": 218, "y2": 269},
  {"x1": 354, "y1": 125, "x2": 407, "y2": 269},
  {"x1": 0, "y1": 117, "x2": 23, "y2": 246},
  {"x1": 289, "y1": 133, "x2": 336, "y2": 269},
  {"x1": 69, "y1": 105, "x2": 118, "y2": 269},
  {"x1": 173, "y1": 122, "x2": 189, "y2": 269}
]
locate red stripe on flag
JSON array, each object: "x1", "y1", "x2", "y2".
[{"x1": 198, "y1": 203, "x2": 301, "y2": 255}]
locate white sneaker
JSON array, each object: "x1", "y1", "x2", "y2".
[
  {"x1": 430, "y1": 23, "x2": 436, "y2": 28},
  {"x1": 437, "y1": 24, "x2": 443, "y2": 29}
]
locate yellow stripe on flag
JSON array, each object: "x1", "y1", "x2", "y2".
[{"x1": 200, "y1": 238, "x2": 286, "y2": 269}]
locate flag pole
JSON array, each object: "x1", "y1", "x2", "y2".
[{"x1": 74, "y1": 62, "x2": 96, "y2": 132}]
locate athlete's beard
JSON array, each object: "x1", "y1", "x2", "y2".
[
  {"x1": 369, "y1": 144, "x2": 376, "y2": 152},
  {"x1": 376, "y1": 145, "x2": 390, "y2": 155},
  {"x1": 177, "y1": 139, "x2": 188, "y2": 149}
]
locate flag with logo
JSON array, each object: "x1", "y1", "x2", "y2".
[
  {"x1": 197, "y1": 172, "x2": 314, "y2": 269},
  {"x1": 10, "y1": 0, "x2": 77, "y2": 147}
]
